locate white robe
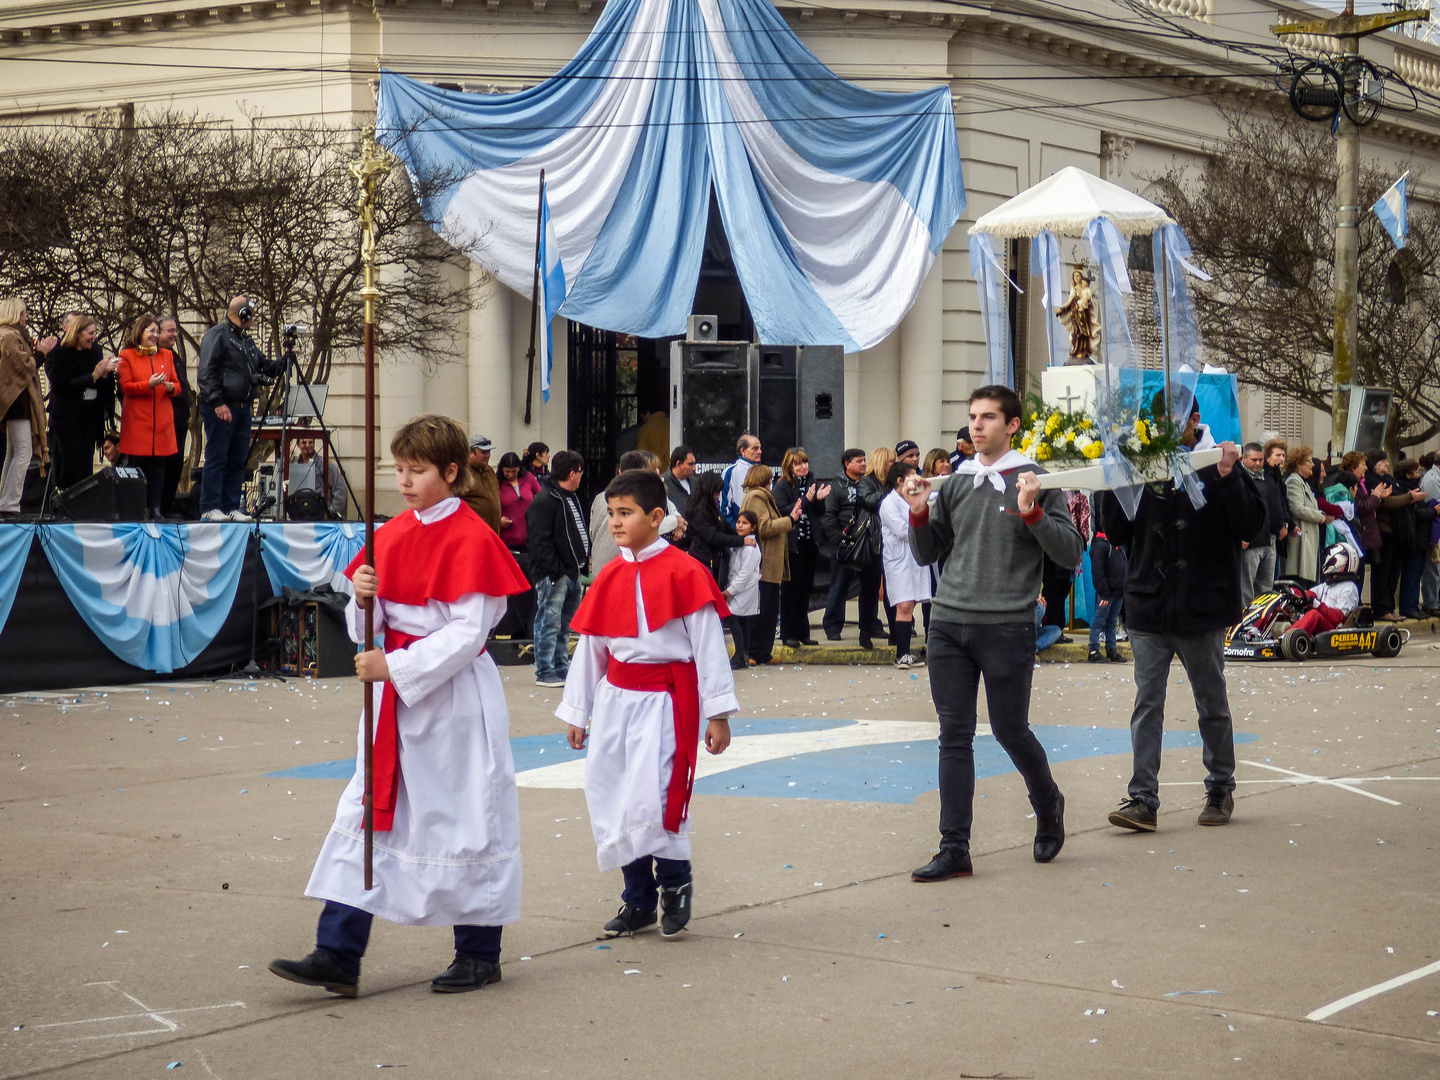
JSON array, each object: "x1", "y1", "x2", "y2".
[
  {"x1": 556, "y1": 538, "x2": 739, "y2": 872},
  {"x1": 880, "y1": 489, "x2": 933, "y2": 604},
  {"x1": 305, "y1": 497, "x2": 522, "y2": 927},
  {"x1": 725, "y1": 543, "x2": 762, "y2": 617}
]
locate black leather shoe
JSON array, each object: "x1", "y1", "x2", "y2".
[
  {"x1": 911, "y1": 848, "x2": 973, "y2": 882},
  {"x1": 858, "y1": 636, "x2": 874, "y2": 651},
  {"x1": 431, "y1": 954, "x2": 501, "y2": 993},
  {"x1": 1108, "y1": 797, "x2": 1157, "y2": 832},
  {"x1": 268, "y1": 950, "x2": 358, "y2": 997},
  {"x1": 1033, "y1": 792, "x2": 1065, "y2": 863},
  {"x1": 825, "y1": 631, "x2": 843, "y2": 642},
  {"x1": 782, "y1": 639, "x2": 800, "y2": 649},
  {"x1": 800, "y1": 638, "x2": 818, "y2": 646},
  {"x1": 660, "y1": 881, "x2": 693, "y2": 938}
]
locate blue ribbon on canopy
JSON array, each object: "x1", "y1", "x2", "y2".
[
  {"x1": 1031, "y1": 229, "x2": 1066, "y2": 369},
  {"x1": 39, "y1": 522, "x2": 249, "y2": 673},
  {"x1": 0, "y1": 523, "x2": 35, "y2": 636},
  {"x1": 968, "y1": 232, "x2": 1016, "y2": 388},
  {"x1": 1151, "y1": 224, "x2": 1212, "y2": 425},
  {"x1": 258, "y1": 522, "x2": 365, "y2": 597},
  {"x1": 1083, "y1": 217, "x2": 1145, "y2": 516}
]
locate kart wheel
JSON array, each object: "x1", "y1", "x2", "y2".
[
  {"x1": 1371, "y1": 626, "x2": 1404, "y2": 658},
  {"x1": 1280, "y1": 627, "x2": 1314, "y2": 662}
]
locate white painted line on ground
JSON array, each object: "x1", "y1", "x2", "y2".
[
  {"x1": 1161, "y1": 776, "x2": 1440, "y2": 787},
  {"x1": 1306, "y1": 960, "x2": 1440, "y2": 1022},
  {"x1": 1239, "y1": 760, "x2": 1402, "y2": 805}
]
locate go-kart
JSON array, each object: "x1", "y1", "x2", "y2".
[{"x1": 1224, "y1": 581, "x2": 1407, "y2": 661}]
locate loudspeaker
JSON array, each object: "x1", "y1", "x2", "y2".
[
  {"x1": 687, "y1": 314, "x2": 719, "y2": 343},
  {"x1": 59, "y1": 466, "x2": 147, "y2": 521},
  {"x1": 670, "y1": 341, "x2": 750, "y2": 465},
  {"x1": 796, "y1": 345, "x2": 845, "y2": 481}
]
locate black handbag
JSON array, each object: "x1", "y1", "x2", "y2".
[{"x1": 836, "y1": 507, "x2": 878, "y2": 568}]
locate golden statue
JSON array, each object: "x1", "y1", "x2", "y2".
[{"x1": 1055, "y1": 266, "x2": 1101, "y2": 365}]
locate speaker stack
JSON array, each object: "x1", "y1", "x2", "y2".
[{"x1": 58, "y1": 466, "x2": 148, "y2": 521}]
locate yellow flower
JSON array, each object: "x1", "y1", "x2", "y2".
[
  {"x1": 1036, "y1": 444, "x2": 1052, "y2": 461},
  {"x1": 1083, "y1": 441, "x2": 1104, "y2": 459},
  {"x1": 1134, "y1": 419, "x2": 1150, "y2": 446},
  {"x1": 1045, "y1": 414, "x2": 1061, "y2": 436},
  {"x1": 1080, "y1": 418, "x2": 1093, "y2": 430}
]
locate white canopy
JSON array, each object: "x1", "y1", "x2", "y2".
[{"x1": 968, "y1": 166, "x2": 1174, "y2": 239}]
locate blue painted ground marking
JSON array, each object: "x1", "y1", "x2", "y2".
[{"x1": 267, "y1": 720, "x2": 1254, "y2": 805}]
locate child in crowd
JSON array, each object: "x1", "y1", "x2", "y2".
[
  {"x1": 1290, "y1": 544, "x2": 1362, "y2": 636},
  {"x1": 560, "y1": 470, "x2": 738, "y2": 939},
  {"x1": 1088, "y1": 530, "x2": 1127, "y2": 663},
  {"x1": 1323, "y1": 470, "x2": 1364, "y2": 553},
  {"x1": 270, "y1": 415, "x2": 530, "y2": 997},
  {"x1": 723, "y1": 509, "x2": 762, "y2": 670}
]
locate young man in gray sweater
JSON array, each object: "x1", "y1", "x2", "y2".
[{"x1": 901, "y1": 385, "x2": 1084, "y2": 881}]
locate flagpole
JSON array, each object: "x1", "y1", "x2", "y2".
[
  {"x1": 523, "y1": 169, "x2": 546, "y2": 426},
  {"x1": 351, "y1": 130, "x2": 393, "y2": 892}
]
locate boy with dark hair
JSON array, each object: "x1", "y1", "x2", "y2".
[
  {"x1": 527, "y1": 449, "x2": 590, "y2": 687},
  {"x1": 900, "y1": 385, "x2": 1083, "y2": 881},
  {"x1": 270, "y1": 414, "x2": 530, "y2": 997},
  {"x1": 560, "y1": 468, "x2": 737, "y2": 938}
]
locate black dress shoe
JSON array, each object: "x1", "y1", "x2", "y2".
[
  {"x1": 800, "y1": 638, "x2": 818, "y2": 646},
  {"x1": 782, "y1": 639, "x2": 800, "y2": 649},
  {"x1": 858, "y1": 636, "x2": 874, "y2": 651},
  {"x1": 1033, "y1": 791, "x2": 1065, "y2": 863},
  {"x1": 825, "y1": 632, "x2": 843, "y2": 642},
  {"x1": 268, "y1": 950, "x2": 358, "y2": 997},
  {"x1": 911, "y1": 848, "x2": 973, "y2": 882},
  {"x1": 431, "y1": 954, "x2": 502, "y2": 993}
]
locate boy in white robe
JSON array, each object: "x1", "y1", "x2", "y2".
[
  {"x1": 270, "y1": 415, "x2": 529, "y2": 997},
  {"x1": 559, "y1": 469, "x2": 739, "y2": 938}
]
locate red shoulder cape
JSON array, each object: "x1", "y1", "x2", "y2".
[
  {"x1": 570, "y1": 544, "x2": 730, "y2": 637},
  {"x1": 344, "y1": 500, "x2": 530, "y2": 605}
]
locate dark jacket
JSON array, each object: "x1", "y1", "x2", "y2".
[
  {"x1": 684, "y1": 509, "x2": 746, "y2": 584},
  {"x1": 1247, "y1": 466, "x2": 1286, "y2": 548},
  {"x1": 1096, "y1": 463, "x2": 1266, "y2": 635},
  {"x1": 44, "y1": 342, "x2": 114, "y2": 439},
  {"x1": 170, "y1": 344, "x2": 193, "y2": 441},
  {"x1": 197, "y1": 320, "x2": 275, "y2": 407},
  {"x1": 526, "y1": 474, "x2": 589, "y2": 581},
  {"x1": 663, "y1": 470, "x2": 692, "y2": 518},
  {"x1": 1089, "y1": 533, "x2": 1128, "y2": 601},
  {"x1": 1353, "y1": 478, "x2": 1383, "y2": 551},
  {"x1": 771, "y1": 474, "x2": 823, "y2": 554},
  {"x1": 820, "y1": 474, "x2": 862, "y2": 550},
  {"x1": 1264, "y1": 463, "x2": 1296, "y2": 532}
]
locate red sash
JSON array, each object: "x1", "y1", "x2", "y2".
[
  {"x1": 369, "y1": 627, "x2": 484, "y2": 832},
  {"x1": 605, "y1": 657, "x2": 701, "y2": 833}
]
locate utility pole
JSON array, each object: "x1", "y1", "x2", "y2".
[{"x1": 1273, "y1": 2, "x2": 1426, "y2": 451}]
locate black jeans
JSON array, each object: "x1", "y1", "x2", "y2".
[
  {"x1": 780, "y1": 539, "x2": 819, "y2": 641},
  {"x1": 726, "y1": 614, "x2": 749, "y2": 666},
  {"x1": 822, "y1": 554, "x2": 882, "y2": 639},
  {"x1": 126, "y1": 454, "x2": 167, "y2": 518},
  {"x1": 1372, "y1": 541, "x2": 1403, "y2": 617},
  {"x1": 161, "y1": 415, "x2": 188, "y2": 518},
  {"x1": 747, "y1": 581, "x2": 781, "y2": 662},
  {"x1": 927, "y1": 620, "x2": 1060, "y2": 852}
]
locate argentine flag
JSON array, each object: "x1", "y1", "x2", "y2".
[
  {"x1": 1372, "y1": 172, "x2": 1409, "y2": 250},
  {"x1": 537, "y1": 181, "x2": 566, "y2": 403}
]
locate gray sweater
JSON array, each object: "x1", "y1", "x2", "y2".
[{"x1": 909, "y1": 466, "x2": 1084, "y2": 625}]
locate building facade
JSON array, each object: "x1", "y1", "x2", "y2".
[{"x1": 4, "y1": 0, "x2": 1440, "y2": 508}]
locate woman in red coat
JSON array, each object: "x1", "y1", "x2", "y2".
[{"x1": 117, "y1": 313, "x2": 180, "y2": 519}]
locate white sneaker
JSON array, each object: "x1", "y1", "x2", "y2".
[
  {"x1": 228, "y1": 510, "x2": 254, "y2": 522},
  {"x1": 201, "y1": 509, "x2": 229, "y2": 522}
]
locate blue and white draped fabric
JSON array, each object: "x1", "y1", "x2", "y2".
[
  {"x1": 1372, "y1": 172, "x2": 1409, "y2": 250},
  {"x1": 375, "y1": 0, "x2": 965, "y2": 351},
  {"x1": 258, "y1": 522, "x2": 364, "y2": 597},
  {"x1": 968, "y1": 232, "x2": 1013, "y2": 388},
  {"x1": 536, "y1": 181, "x2": 565, "y2": 403},
  {"x1": 39, "y1": 523, "x2": 249, "y2": 673},
  {"x1": 1084, "y1": 217, "x2": 1145, "y2": 516},
  {"x1": 1151, "y1": 225, "x2": 1210, "y2": 425},
  {"x1": 1031, "y1": 230, "x2": 1066, "y2": 369},
  {"x1": 0, "y1": 523, "x2": 35, "y2": 636}
]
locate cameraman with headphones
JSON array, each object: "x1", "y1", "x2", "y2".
[{"x1": 197, "y1": 295, "x2": 277, "y2": 522}]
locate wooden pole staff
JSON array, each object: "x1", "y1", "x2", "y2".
[
  {"x1": 351, "y1": 130, "x2": 393, "y2": 891},
  {"x1": 522, "y1": 169, "x2": 546, "y2": 426}
]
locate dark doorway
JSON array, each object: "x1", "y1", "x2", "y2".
[{"x1": 565, "y1": 190, "x2": 753, "y2": 508}]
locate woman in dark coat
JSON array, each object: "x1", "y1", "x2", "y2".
[
  {"x1": 44, "y1": 314, "x2": 118, "y2": 489},
  {"x1": 772, "y1": 448, "x2": 830, "y2": 647},
  {"x1": 684, "y1": 470, "x2": 751, "y2": 586}
]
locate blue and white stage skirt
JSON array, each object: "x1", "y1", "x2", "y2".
[
  {"x1": 0, "y1": 523, "x2": 35, "y2": 633},
  {"x1": 258, "y1": 522, "x2": 364, "y2": 598},
  {"x1": 38, "y1": 522, "x2": 250, "y2": 674}
]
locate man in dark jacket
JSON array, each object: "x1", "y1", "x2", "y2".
[
  {"x1": 157, "y1": 316, "x2": 192, "y2": 519},
  {"x1": 525, "y1": 449, "x2": 589, "y2": 687},
  {"x1": 819, "y1": 448, "x2": 880, "y2": 645},
  {"x1": 1098, "y1": 439, "x2": 1265, "y2": 832},
  {"x1": 196, "y1": 296, "x2": 277, "y2": 521},
  {"x1": 1088, "y1": 531, "x2": 1127, "y2": 662},
  {"x1": 1239, "y1": 442, "x2": 1283, "y2": 607}
]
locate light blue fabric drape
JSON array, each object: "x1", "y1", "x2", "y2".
[
  {"x1": 258, "y1": 523, "x2": 364, "y2": 597},
  {"x1": 1031, "y1": 230, "x2": 1066, "y2": 370},
  {"x1": 969, "y1": 232, "x2": 1014, "y2": 388},
  {"x1": 0, "y1": 523, "x2": 34, "y2": 636}
]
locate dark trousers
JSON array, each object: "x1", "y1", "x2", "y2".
[
  {"x1": 747, "y1": 581, "x2": 781, "y2": 662},
  {"x1": 927, "y1": 620, "x2": 1060, "y2": 852},
  {"x1": 621, "y1": 856, "x2": 691, "y2": 912},
  {"x1": 199, "y1": 401, "x2": 251, "y2": 514},
  {"x1": 1041, "y1": 557, "x2": 1072, "y2": 628},
  {"x1": 161, "y1": 415, "x2": 188, "y2": 518},
  {"x1": 726, "y1": 614, "x2": 749, "y2": 666},
  {"x1": 1399, "y1": 550, "x2": 1425, "y2": 615},
  {"x1": 1125, "y1": 627, "x2": 1235, "y2": 809},
  {"x1": 125, "y1": 455, "x2": 167, "y2": 518},
  {"x1": 1372, "y1": 542, "x2": 1403, "y2": 617},
  {"x1": 49, "y1": 421, "x2": 96, "y2": 490},
  {"x1": 779, "y1": 539, "x2": 819, "y2": 641},
  {"x1": 822, "y1": 554, "x2": 881, "y2": 639},
  {"x1": 315, "y1": 900, "x2": 501, "y2": 976}
]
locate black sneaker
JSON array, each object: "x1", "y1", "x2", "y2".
[
  {"x1": 1107, "y1": 798, "x2": 1158, "y2": 832},
  {"x1": 1106, "y1": 648, "x2": 1124, "y2": 663},
  {"x1": 1087, "y1": 646, "x2": 1104, "y2": 663},
  {"x1": 1197, "y1": 791, "x2": 1234, "y2": 826},
  {"x1": 911, "y1": 848, "x2": 973, "y2": 882},
  {"x1": 431, "y1": 955, "x2": 501, "y2": 993},
  {"x1": 268, "y1": 950, "x2": 358, "y2": 997},
  {"x1": 602, "y1": 903, "x2": 657, "y2": 938},
  {"x1": 660, "y1": 882, "x2": 693, "y2": 938}
]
